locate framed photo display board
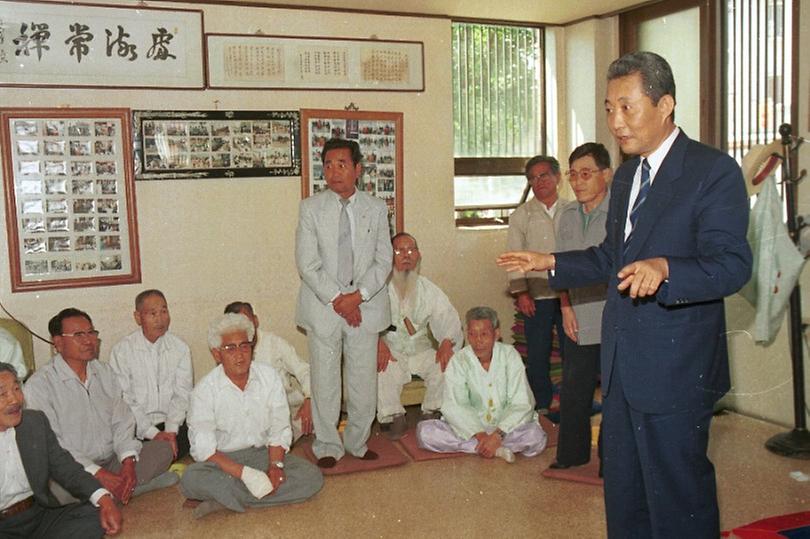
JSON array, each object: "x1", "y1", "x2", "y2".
[
  {"x1": 0, "y1": 0, "x2": 204, "y2": 89},
  {"x1": 132, "y1": 110, "x2": 301, "y2": 180},
  {"x1": 301, "y1": 109, "x2": 403, "y2": 234},
  {"x1": 0, "y1": 108, "x2": 141, "y2": 292}
]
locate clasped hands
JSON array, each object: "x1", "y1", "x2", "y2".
[
  {"x1": 96, "y1": 456, "x2": 137, "y2": 504},
  {"x1": 474, "y1": 431, "x2": 503, "y2": 458},
  {"x1": 496, "y1": 251, "x2": 669, "y2": 299},
  {"x1": 333, "y1": 290, "x2": 362, "y2": 327}
]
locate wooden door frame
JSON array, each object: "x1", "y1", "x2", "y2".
[{"x1": 619, "y1": 0, "x2": 721, "y2": 148}]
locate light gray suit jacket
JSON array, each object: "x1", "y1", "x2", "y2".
[{"x1": 295, "y1": 189, "x2": 392, "y2": 337}]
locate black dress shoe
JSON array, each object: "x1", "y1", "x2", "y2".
[
  {"x1": 548, "y1": 461, "x2": 571, "y2": 470},
  {"x1": 317, "y1": 456, "x2": 338, "y2": 468},
  {"x1": 358, "y1": 450, "x2": 378, "y2": 461}
]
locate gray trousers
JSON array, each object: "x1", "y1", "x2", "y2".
[
  {"x1": 179, "y1": 448, "x2": 323, "y2": 512},
  {"x1": 51, "y1": 440, "x2": 173, "y2": 505},
  {"x1": 308, "y1": 326, "x2": 377, "y2": 460}
]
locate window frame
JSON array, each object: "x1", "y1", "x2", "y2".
[{"x1": 451, "y1": 21, "x2": 546, "y2": 227}]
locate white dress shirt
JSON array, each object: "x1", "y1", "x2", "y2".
[
  {"x1": 109, "y1": 330, "x2": 193, "y2": 440},
  {"x1": 253, "y1": 328, "x2": 311, "y2": 410},
  {"x1": 623, "y1": 127, "x2": 681, "y2": 240},
  {"x1": 0, "y1": 328, "x2": 27, "y2": 380},
  {"x1": 24, "y1": 355, "x2": 140, "y2": 474},
  {"x1": 188, "y1": 362, "x2": 292, "y2": 462},
  {"x1": 0, "y1": 427, "x2": 32, "y2": 510}
]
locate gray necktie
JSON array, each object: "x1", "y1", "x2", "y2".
[{"x1": 338, "y1": 198, "x2": 353, "y2": 287}]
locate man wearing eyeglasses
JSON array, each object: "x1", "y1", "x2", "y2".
[
  {"x1": 506, "y1": 155, "x2": 569, "y2": 416},
  {"x1": 24, "y1": 308, "x2": 177, "y2": 506},
  {"x1": 223, "y1": 301, "x2": 313, "y2": 443},
  {"x1": 550, "y1": 142, "x2": 612, "y2": 471},
  {"x1": 180, "y1": 313, "x2": 323, "y2": 519},
  {"x1": 376, "y1": 232, "x2": 463, "y2": 440}
]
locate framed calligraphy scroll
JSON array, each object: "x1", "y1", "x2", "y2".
[
  {"x1": 301, "y1": 109, "x2": 403, "y2": 234},
  {"x1": 206, "y1": 34, "x2": 424, "y2": 92},
  {"x1": 0, "y1": 0, "x2": 204, "y2": 89},
  {"x1": 132, "y1": 110, "x2": 301, "y2": 180},
  {"x1": 0, "y1": 108, "x2": 141, "y2": 292}
]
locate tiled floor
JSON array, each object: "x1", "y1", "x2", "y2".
[{"x1": 116, "y1": 411, "x2": 810, "y2": 538}]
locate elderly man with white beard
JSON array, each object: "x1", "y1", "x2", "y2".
[{"x1": 376, "y1": 233, "x2": 464, "y2": 440}]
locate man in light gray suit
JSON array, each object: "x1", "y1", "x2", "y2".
[{"x1": 295, "y1": 138, "x2": 392, "y2": 468}]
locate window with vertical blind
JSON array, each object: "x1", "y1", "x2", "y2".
[
  {"x1": 725, "y1": 0, "x2": 793, "y2": 162},
  {"x1": 621, "y1": 0, "x2": 795, "y2": 162},
  {"x1": 452, "y1": 22, "x2": 545, "y2": 226}
]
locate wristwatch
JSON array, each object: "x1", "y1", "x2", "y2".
[{"x1": 271, "y1": 460, "x2": 285, "y2": 469}]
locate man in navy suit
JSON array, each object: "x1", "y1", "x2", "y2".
[
  {"x1": 0, "y1": 362, "x2": 121, "y2": 537},
  {"x1": 499, "y1": 51, "x2": 752, "y2": 538}
]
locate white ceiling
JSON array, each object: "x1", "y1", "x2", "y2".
[{"x1": 208, "y1": 0, "x2": 647, "y2": 25}]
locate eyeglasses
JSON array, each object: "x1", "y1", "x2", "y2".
[
  {"x1": 527, "y1": 172, "x2": 556, "y2": 182},
  {"x1": 565, "y1": 168, "x2": 604, "y2": 180},
  {"x1": 60, "y1": 330, "x2": 100, "y2": 339},
  {"x1": 219, "y1": 342, "x2": 255, "y2": 353},
  {"x1": 394, "y1": 248, "x2": 417, "y2": 256}
]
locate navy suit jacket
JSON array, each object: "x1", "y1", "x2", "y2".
[
  {"x1": 550, "y1": 131, "x2": 752, "y2": 413},
  {"x1": 15, "y1": 409, "x2": 102, "y2": 508}
]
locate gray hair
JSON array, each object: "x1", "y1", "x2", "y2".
[
  {"x1": 0, "y1": 362, "x2": 19, "y2": 382},
  {"x1": 525, "y1": 155, "x2": 561, "y2": 177},
  {"x1": 465, "y1": 306, "x2": 500, "y2": 330},
  {"x1": 607, "y1": 51, "x2": 676, "y2": 111},
  {"x1": 207, "y1": 313, "x2": 255, "y2": 349}
]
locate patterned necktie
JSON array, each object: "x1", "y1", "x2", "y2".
[
  {"x1": 625, "y1": 158, "x2": 651, "y2": 250},
  {"x1": 337, "y1": 197, "x2": 353, "y2": 287}
]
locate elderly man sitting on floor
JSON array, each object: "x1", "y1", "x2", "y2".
[
  {"x1": 24, "y1": 308, "x2": 177, "y2": 505},
  {"x1": 180, "y1": 313, "x2": 323, "y2": 519},
  {"x1": 377, "y1": 232, "x2": 463, "y2": 439},
  {"x1": 416, "y1": 306, "x2": 547, "y2": 462},
  {"x1": 0, "y1": 362, "x2": 122, "y2": 538}
]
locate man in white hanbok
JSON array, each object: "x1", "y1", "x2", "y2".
[
  {"x1": 377, "y1": 233, "x2": 463, "y2": 439},
  {"x1": 417, "y1": 307, "x2": 547, "y2": 462}
]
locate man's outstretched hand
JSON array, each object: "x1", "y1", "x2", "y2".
[{"x1": 497, "y1": 251, "x2": 555, "y2": 273}]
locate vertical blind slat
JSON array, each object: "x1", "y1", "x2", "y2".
[{"x1": 452, "y1": 22, "x2": 542, "y2": 159}]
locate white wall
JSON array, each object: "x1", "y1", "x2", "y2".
[
  {"x1": 0, "y1": 1, "x2": 515, "y2": 382},
  {"x1": 560, "y1": 18, "x2": 620, "y2": 167}
]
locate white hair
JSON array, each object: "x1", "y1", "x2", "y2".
[{"x1": 207, "y1": 312, "x2": 255, "y2": 349}]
